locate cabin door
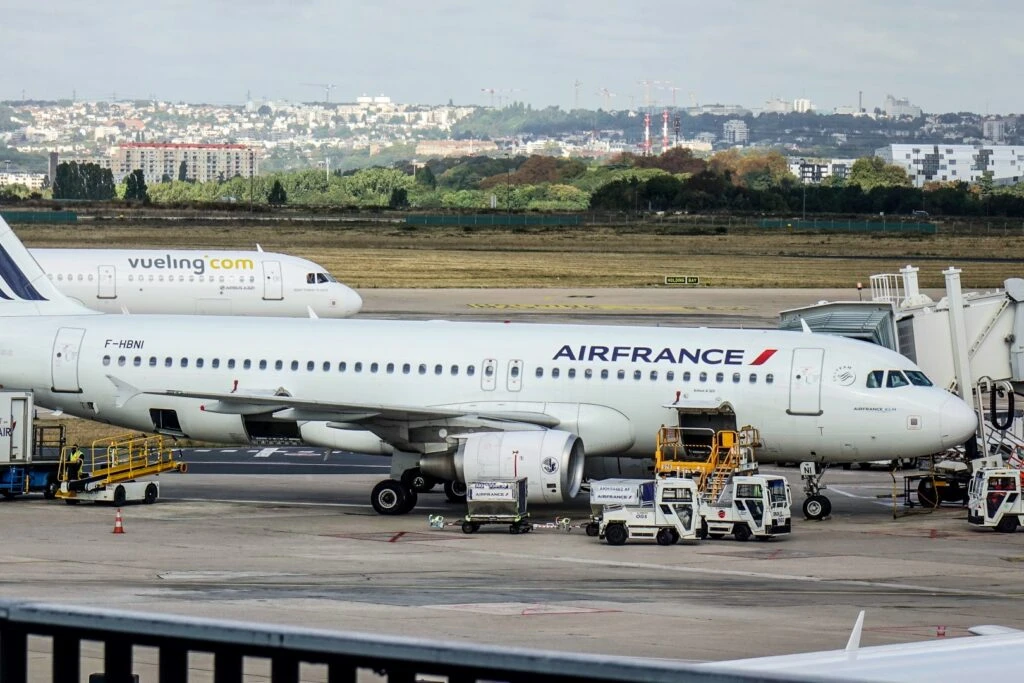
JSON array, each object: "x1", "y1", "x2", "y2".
[
  {"x1": 51, "y1": 327, "x2": 85, "y2": 393},
  {"x1": 262, "y1": 261, "x2": 283, "y2": 300},
  {"x1": 788, "y1": 348, "x2": 824, "y2": 416},
  {"x1": 97, "y1": 265, "x2": 116, "y2": 299}
]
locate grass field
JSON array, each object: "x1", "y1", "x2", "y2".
[
  {"x1": 18, "y1": 222, "x2": 1024, "y2": 289},
  {"x1": 16, "y1": 220, "x2": 1024, "y2": 444}
]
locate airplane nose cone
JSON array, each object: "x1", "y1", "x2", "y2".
[
  {"x1": 939, "y1": 394, "x2": 978, "y2": 450},
  {"x1": 342, "y1": 288, "x2": 363, "y2": 316}
]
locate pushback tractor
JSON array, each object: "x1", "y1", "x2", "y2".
[{"x1": 967, "y1": 456, "x2": 1024, "y2": 533}]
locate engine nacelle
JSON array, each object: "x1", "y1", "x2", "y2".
[{"x1": 421, "y1": 430, "x2": 585, "y2": 504}]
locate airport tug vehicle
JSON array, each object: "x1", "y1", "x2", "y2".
[
  {"x1": 967, "y1": 455, "x2": 1024, "y2": 533},
  {"x1": 595, "y1": 427, "x2": 792, "y2": 545}
]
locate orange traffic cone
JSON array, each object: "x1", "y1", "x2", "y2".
[{"x1": 113, "y1": 508, "x2": 125, "y2": 534}]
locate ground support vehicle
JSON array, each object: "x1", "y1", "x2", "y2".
[
  {"x1": 599, "y1": 477, "x2": 700, "y2": 546},
  {"x1": 0, "y1": 391, "x2": 66, "y2": 500},
  {"x1": 701, "y1": 474, "x2": 792, "y2": 541},
  {"x1": 56, "y1": 433, "x2": 184, "y2": 505},
  {"x1": 967, "y1": 456, "x2": 1024, "y2": 532},
  {"x1": 585, "y1": 479, "x2": 654, "y2": 537},
  {"x1": 460, "y1": 478, "x2": 532, "y2": 534},
  {"x1": 902, "y1": 456, "x2": 970, "y2": 509}
]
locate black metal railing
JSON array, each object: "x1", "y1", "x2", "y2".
[{"x1": 0, "y1": 600, "x2": 819, "y2": 683}]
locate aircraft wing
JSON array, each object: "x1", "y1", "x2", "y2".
[{"x1": 158, "y1": 389, "x2": 560, "y2": 428}]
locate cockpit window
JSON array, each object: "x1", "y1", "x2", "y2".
[
  {"x1": 886, "y1": 370, "x2": 910, "y2": 388},
  {"x1": 316, "y1": 273, "x2": 329, "y2": 284},
  {"x1": 904, "y1": 370, "x2": 933, "y2": 387},
  {"x1": 306, "y1": 273, "x2": 316, "y2": 284},
  {"x1": 866, "y1": 370, "x2": 884, "y2": 388}
]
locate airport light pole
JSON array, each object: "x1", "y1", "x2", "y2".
[
  {"x1": 799, "y1": 158, "x2": 807, "y2": 222},
  {"x1": 505, "y1": 152, "x2": 512, "y2": 215}
]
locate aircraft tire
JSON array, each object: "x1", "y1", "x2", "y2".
[
  {"x1": 604, "y1": 523, "x2": 627, "y2": 546},
  {"x1": 371, "y1": 479, "x2": 412, "y2": 515},
  {"x1": 444, "y1": 480, "x2": 467, "y2": 504},
  {"x1": 803, "y1": 495, "x2": 830, "y2": 520}
]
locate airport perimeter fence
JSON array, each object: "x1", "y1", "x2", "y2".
[
  {"x1": 0, "y1": 211, "x2": 77, "y2": 224},
  {"x1": 758, "y1": 218, "x2": 937, "y2": 234},
  {"x1": 0, "y1": 600, "x2": 823, "y2": 683}
]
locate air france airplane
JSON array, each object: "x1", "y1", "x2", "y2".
[
  {"x1": 27, "y1": 247, "x2": 362, "y2": 318},
  {"x1": 0, "y1": 218, "x2": 977, "y2": 518}
]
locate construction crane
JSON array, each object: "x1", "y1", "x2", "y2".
[
  {"x1": 637, "y1": 80, "x2": 654, "y2": 109},
  {"x1": 661, "y1": 83, "x2": 683, "y2": 108},
  {"x1": 481, "y1": 87, "x2": 498, "y2": 108},
  {"x1": 301, "y1": 83, "x2": 336, "y2": 103},
  {"x1": 596, "y1": 88, "x2": 616, "y2": 110}
]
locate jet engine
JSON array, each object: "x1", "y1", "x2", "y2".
[{"x1": 420, "y1": 430, "x2": 585, "y2": 504}]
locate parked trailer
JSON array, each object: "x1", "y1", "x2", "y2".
[
  {"x1": 967, "y1": 457, "x2": 1024, "y2": 533},
  {"x1": 461, "y1": 478, "x2": 532, "y2": 534},
  {"x1": 600, "y1": 477, "x2": 700, "y2": 546},
  {"x1": 701, "y1": 474, "x2": 792, "y2": 541}
]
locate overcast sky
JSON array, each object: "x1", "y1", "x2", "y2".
[{"x1": 3, "y1": 0, "x2": 1021, "y2": 114}]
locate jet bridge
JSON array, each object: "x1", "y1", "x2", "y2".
[{"x1": 781, "y1": 265, "x2": 1024, "y2": 397}]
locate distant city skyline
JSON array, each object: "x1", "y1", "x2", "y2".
[{"x1": 3, "y1": 1, "x2": 1022, "y2": 114}]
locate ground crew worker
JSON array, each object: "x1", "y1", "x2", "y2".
[{"x1": 68, "y1": 444, "x2": 84, "y2": 480}]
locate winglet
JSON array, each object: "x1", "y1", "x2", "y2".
[
  {"x1": 800, "y1": 318, "x2": 813, "y2": 334},
  {"x1": 845, "y1": 610, "x2": 865, "y2": 652},
  {"x1": 307, "y1": 306, "x2": 319, "y2": 319}
]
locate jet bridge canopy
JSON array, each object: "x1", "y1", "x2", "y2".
[{"x1": 779, "y1": 302, "x2": 898, "y2": 351}]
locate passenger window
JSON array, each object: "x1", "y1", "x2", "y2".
[
  {"x1": 290, "y1": 360, "x2": 299, "y2": 371},
  {"x1": 149, "y1": 357, "x2": 157, "y2": 367},
  {"x1": 467, "y1": 365, "x2": 475, "y2": 376},
  {"x1": 180, "y1": 358, "x2": 189, "y2": 368},
  {"x1": 601, "y1": 369, "x2": 609, "y2": 379},
  {"x1": 512, "y1": 365, "x2": 521, "y2": 378},
  {"x1": 258, "y1": 360, "x2": 267, "y2": 370},
  {"x1": 371, "y1": 362, "x2": 379, "y2": 373},
  {"x1": 617, "y1": 370, "x2": 625, "y2": 380},
  {"x1": 714, "y1": 372, "x2": 722, "y2": 382},
  {"x1": 749, "y1": 373, "x2": 757, "y2": 383},
  {"x1": 732, "y1": 373, "x2": 740, "y2": 383},
  {"x1": 887, "y1": 371, "x2": 910, "y2": 388},
  {"x1": 228, "y1": 359, "x2": 236, "y2": 369},
  {"x1": 451, "y1": 364, "x2": 459, "y2": 375},
  {"x1": 567, "y1": 368, "x2": 575, "y2": 379},
  {"x1": 418, "y1": 364, "x2": 427, "y2": 375},
  {"x1": 339, "y1": 362, "x2": 347, "y2": 372},
  {"x1": 683, "y1": 371, "x2": 691, "y2": 382},
  {"x1": 866, "y1": 370, "x2": 884, "y2": 388},
  {"x1": 699, "y1": 372, "x2": 707, "y2": 382},
  {"x1": 434, "y1": 364, "x2": 442, "y2": 375},
  {"x1": 536, "y1": 367, "x2": 544, "y2": 378},
  {"x1": 666, "y1": 371, "x2": 674, "y2": 381},
  {"x1": 387, "y1": 363, "x2": 395, "y2": 374},
  {"x1": 650, "y1": 370, "x2": 658, "y2": 380},
  {"x1": 118, "y1": 356, "x2": 126, "y2": 367},
  {"x1": 212, "y1": 359, "x2": 220, "y2": 369},
  {"x1": 552, "y1": 368, "x2": 560, "y2": 379},
  {"x1": 323, "y1": 361, "x2": 331, "y2": 372},
  {"x1": 196, "y1": 358, "x2": 204, "y2": 368},
  {"x1": 275, "y1": 360, "x2": 284, "y2": 370},
  {"x1": 585, "y1": 368, "x2": 593, "y2": 379},
  {"x1": 243, "y1": 359, "x2": 252, "y2": 370},
  {"x1": 354, "y1": 362, "x2": 363, "y2": 372},
  {"x1": 766, "y1": 373, "x2": 774, "y2": 384},
  {"x1": 402, "y1": 363, "x2": 411, "y2": 374},
  {"x1": 633, "y1": 370, "x2": 642, "y2": 380},
  {"x1": 102, "y1": 355, "x2": 111, "y2": 366},
  {"x1": 307, "y1": 361, "x2": 315, "y2": 372},
  {"x1": 485, "y1": 365, "x2": 494, "y2": 377},
  {"x1": 165, "y1": 357, "x2": 173, "y2": 368}
]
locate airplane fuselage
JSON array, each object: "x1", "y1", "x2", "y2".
[{"x1": 0, "y1": 315, "x2": 974, "y2": 463}]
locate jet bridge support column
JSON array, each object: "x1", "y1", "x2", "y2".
[{"x1": 944, "y1": 267, "x2": 979, "y2": 457}]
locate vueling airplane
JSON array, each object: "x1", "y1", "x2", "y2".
[
  {"x1": 0, "y1": 218, "x2": 976, "y2": 518},
  {"x1": 27, "y1": 247, "x2": 362, "y2": 317}
]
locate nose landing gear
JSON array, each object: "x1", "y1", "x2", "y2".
[{"x1": 800, "y1": 461, "x2": 832, "y2": 521}]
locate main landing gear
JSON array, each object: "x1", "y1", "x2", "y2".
[{"x1": 800, "y1": 461, "x2": 832, "y2": 521}]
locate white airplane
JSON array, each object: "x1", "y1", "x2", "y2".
[
  {"x1": 27, "y1": 247, "x2": 362, "y2": 318},
  {"x1": 0, "y1": 217, "x2": 977, "y2": 518},
  {"x1": 706, "y1": 611, "x2": 1024, "y2": 682}
]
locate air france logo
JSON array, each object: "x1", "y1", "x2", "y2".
[
  {"x1": 552, "y1": 345, "x2": 777, "y2": 366},
  {"x1": 126, "y1": 255, "x2": 255, "y2": 276}
]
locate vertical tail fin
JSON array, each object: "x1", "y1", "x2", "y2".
[{"x1": 0, "y1": 216, "x2": 96, "y2": 316}]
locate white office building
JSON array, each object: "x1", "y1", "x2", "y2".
[
  {"x1": 787, "y1": 158, "x2": 857, "y2": 184},
  {"x1": 876, "y1": 144, "x2": 1024, "y2": 187},
  {"x1": 722, "y1": 119, "x2": 749, "y2": 145}
]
